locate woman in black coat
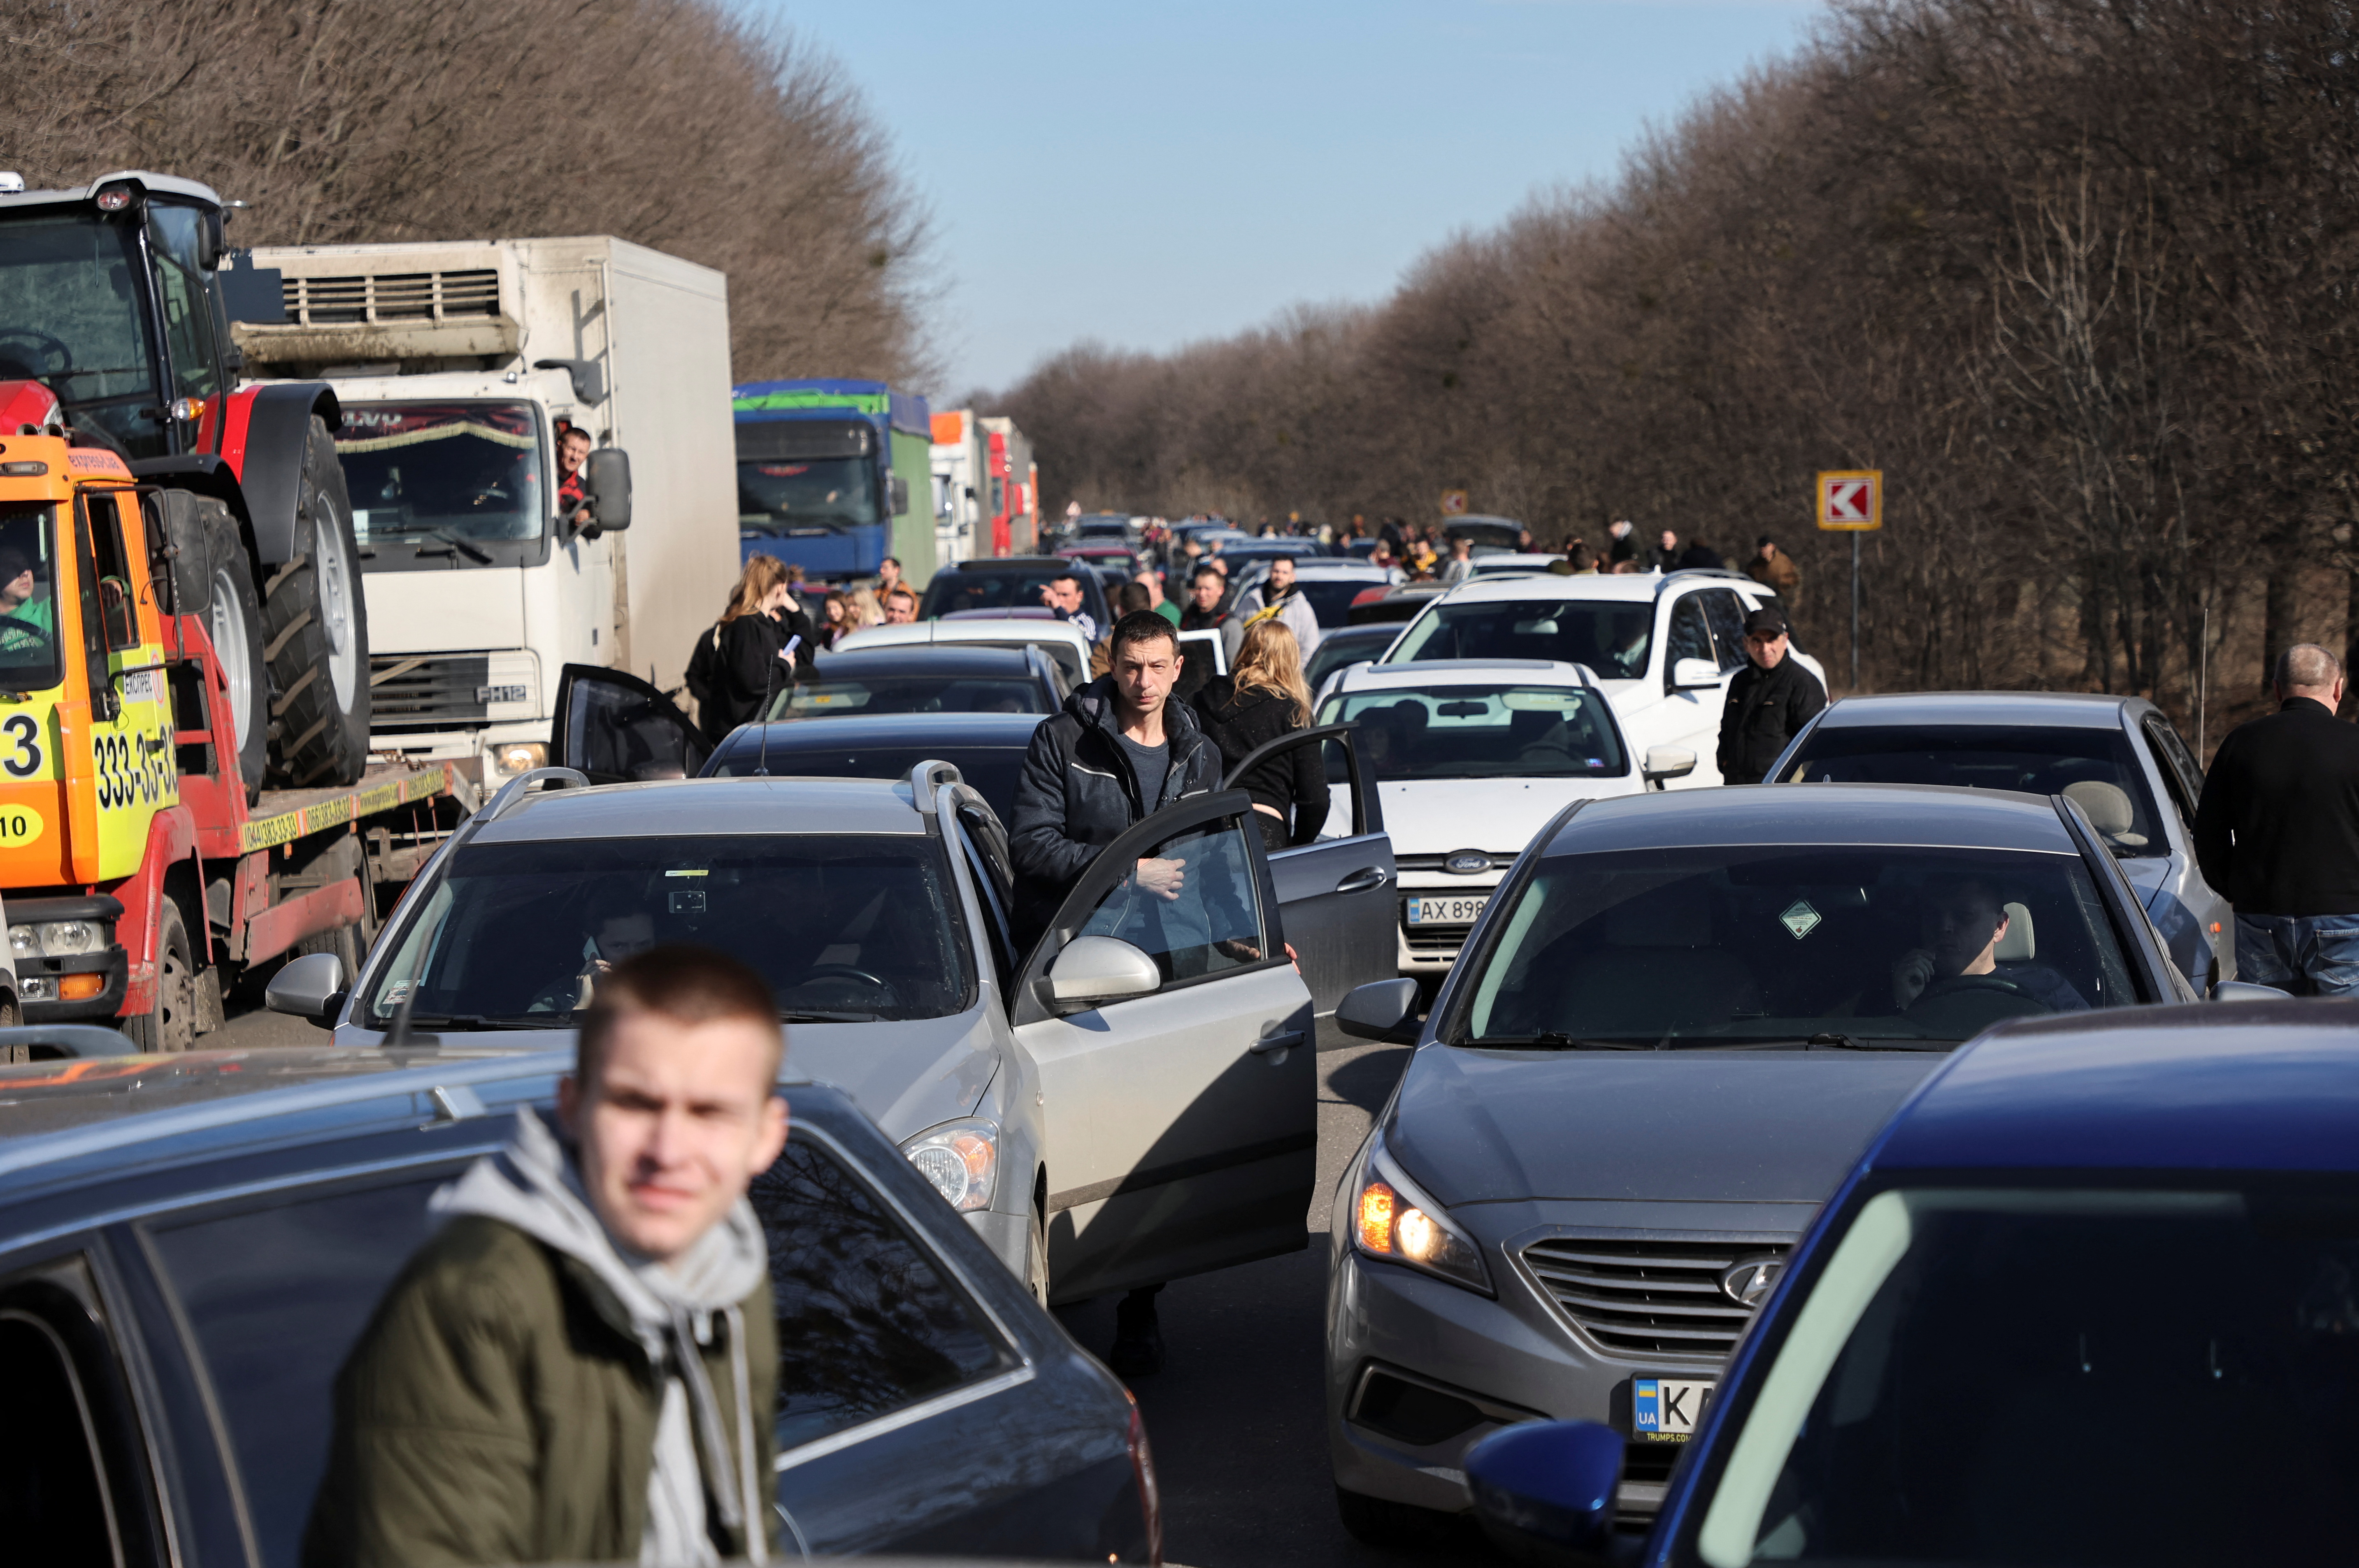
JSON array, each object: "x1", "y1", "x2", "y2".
[
  {"x1": 1190, "y1": 618, "x2": 1328, "y2": 853},
  {"x1": 689, "y1": 555, "x2": 798, "y2": 746}
]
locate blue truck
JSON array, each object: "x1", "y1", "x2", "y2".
[{"x1": 734, "y1": 378, "x2": 935, "y2": 583}]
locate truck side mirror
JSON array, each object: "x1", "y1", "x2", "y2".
[
  {"x1": 198, "y1": 209, "x2": 226, "y2": 272},
  {"x1": 889, "y1": 473, "x2": 911, "y2": 517},
  {"x1": 587, "y1": 448, "x2": 631, "y2": 532}
]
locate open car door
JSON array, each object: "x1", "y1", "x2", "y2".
[
  {"x1": 1221, "y1": 723, "x2": 1397, "y2": 1014},
  {"x1": 551, "y1": 664, "x2": 711, "y2": 785},
  {"x1": 1012, "y1": 790, "x2": 1315, "y2": 1303}
]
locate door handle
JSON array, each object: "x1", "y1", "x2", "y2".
[
  {"x1": 1250, "y1": 1029, "x2": 1305, "y2": 1055},
  {"x1": 1334, "y1": 866, "x2": 1391, "y2": 894}
]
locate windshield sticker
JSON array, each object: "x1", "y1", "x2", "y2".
[
  {"x1": 1780, "y1": 899, "x2": 1823, "y2": 940},
  {"x1": 1501, "y1": 690, "x2": 1579, "y2": 710},
  {"x1": 665, "y1": 868, "x2": 708, "y2": 877}
]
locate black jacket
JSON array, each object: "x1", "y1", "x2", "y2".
[
  {"x1": 1190, "y1": 677, "x2": 1327, "y2": 842},
  {"x1": 1718, "y1": 655, "x2": 1826, "y2": 784},
  {"x1": 694, "y1": 611, "x2": 790, "y2": 746},
  {"x1": 2194, "y1": 697, "x2": 2359, "y2": 916},
  {"x1": 1010, "y1": 677, "x2": 1225, "y2": 945}
]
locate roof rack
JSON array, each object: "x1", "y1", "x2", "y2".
[
  {"x1": 1654, "y1": 568, "x2": 1758, "y2": 593},
  {"x1": 906, "y1": 759, "x2": 964, "y2": 815}
]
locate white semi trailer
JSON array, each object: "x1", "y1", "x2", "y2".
[{"x1": 231, "y1": 237, "x2": 737, "y2": 787}]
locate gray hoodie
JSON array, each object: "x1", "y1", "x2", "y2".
[{"x1": 433, "y1": 1108, "x2": 771, "y2": 1567}]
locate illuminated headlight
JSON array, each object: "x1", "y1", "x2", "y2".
[
  {"x1": 901, "y1": 1117, "x2": 999, "y2": 1213},
  {"x1": 1352, "y1": 1132, "x2": 1492, "y2": 1294},
  {"x1": 9, "y1": 920, "x2": 102, "y2": 958},
  {"x1": 486, "y1": 741, "x2": 546, "y2": 778}
]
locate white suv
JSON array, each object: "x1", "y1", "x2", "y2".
[{"x1": 1377, "y1": 569, "x2": 1824, "y2": 788}]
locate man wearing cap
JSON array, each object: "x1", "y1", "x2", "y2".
[
  {"x1": 1718, "y1": 606, "x2": 1825, "y2": 784},
  {"x1": 1747, "y1": 535, "x2": 1801, "y2": 607}
]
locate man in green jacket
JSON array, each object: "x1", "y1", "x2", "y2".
[{"x1": 306, "y1": 946, "x2": 790, "y2": 1567}]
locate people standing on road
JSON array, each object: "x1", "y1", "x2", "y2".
[
  {"x1": 815, "y1": 590, "x2": 852, "y2": 652},
  {"x1": 1178, "y1": 564, "x2": 1243, "y2": 700},
  {"x1": 2194, "y1": 643, "x2": 2359, "y2": 995},
  {"x1": 1091, "y1": 582, "x2": 1156, "y2": 676},
  {"x1": 1562, "y1": 540, "x2": 1598, "y2": 574},
  {"x1": 882, "y1": 586, "x2": 919, "y2": 625},
  {"x1": 1717, "y1": 606, "x2": 1826, "y2": 784},
  {"x1": 1041, "y1": 570, "x2": 1101, "y2": 644},
  {"x1": 1141, "y1": 568, "x2": 1180, "y2": 625},
  {"x1": 846, "y1": 585, "x2": 885, "y2": 630},
  {"x1": 306, "y1": 945, "x2": 788, "y2": 1568},
  {"x1": 1608, "y1": 519, "x2": 1638, "y2": 570},
  {"x1": 1440, "y1": 537, "x2": 1475, "y2": 585},
  {"x1": 1747, "y1": 535, "x2": 1801, "y2": 606},
  {"x1": 1239, "y1": 555, "x2": 1323, "y2": 658},
  {"x1": 1191, "y1": 620, "x2": 1327, "y2": 854},
  {"x1": 686, "y1": 555, "x2": 800, "y2": 745},
  {"x1": 1678, "y1": 537, "x2": 1725, "y2": 571},
  {"x1": 1648, "y1": 529, "x2": 1683, "y2": 573},
  {"x1": 876, "y1": 556, "x2": 903, "y2": 599}
]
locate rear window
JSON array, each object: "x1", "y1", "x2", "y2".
[
  {"x1": 1780, "y1": 722, "x2": 2164, "y2": 856},
  {"x1": 921, "y1": 568, "x2": 1109, "y2": 628},
  {"x1": 707, "y1": 744, "x2": 1027, "y2": 826},
  {"x1": 783, "y1": 675, "x2": 1046, "y2": 718},
  {"x1": 1389, "y1": 598, "x2": 1655, "y2": 679}
]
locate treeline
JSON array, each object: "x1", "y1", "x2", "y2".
[
  {"x1": 991, "y1": 0, "x2": 2359, "y2": 718},
  {"x1": 0, "y1": 0, "x2": 934, "y2": 384}
]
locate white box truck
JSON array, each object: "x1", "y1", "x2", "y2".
[{"x1": 230, "y1": 236, "x2": 738, "y2": 787}]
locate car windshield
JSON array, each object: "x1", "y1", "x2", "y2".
[
  {"x1": 1456, "y1": 846, "x2": 2139, "y2": 1048},
  {"x1": 1693, "y1": 1180, "x2": 2359, "y2": 1566},
  {"x1": 739, "y1": 455, "x2": 880, "y2": 533},
  {"x1": 0, "y1": 502, "x2": 64, "y2": 692},
  {"x1": 1322, "y1": 685, "x2": 1625, "y2": 781},
  {"x1": 1780, "y1": 722, "x2": 2166, "y2": 857},
  {"x1": 779, "y1": 675, "x2": 1047, "y2": 718},
  {"x1": 358, "y1": 834, "x2": 974, "y2": 1024},
  {"x1": 1389, "y1": 599, "x2": 1655, "y2": 679},
  {"x1": 337, "y1": 402, "x2": 547, "y2": 560},
  {"x1": 922, "y1": 568, "x2": 1108, "y2": 627},
  {"x1": 0, "y1": 212, "x2": 161, "y2": 456}
]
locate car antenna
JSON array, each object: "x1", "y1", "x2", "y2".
[{"x1": 758, "y1": 634, "x2": 800, "y2": 778}]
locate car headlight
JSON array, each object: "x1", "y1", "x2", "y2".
[
  {"x1": 487, "y1": 741, "x2": 546, "y2": 779},
  {"x1": 901, "y1": 1117, "x2": 999, "y2": 1212},
  {"x1": 9, "y1": 920, "x2": 103, "y2": 959},
  {"x1": 1352, "y1": 1131, "x2": 1492, "y2": 1294}
]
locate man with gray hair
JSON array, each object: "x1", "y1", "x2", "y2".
[{"x1": 2194, "y1": 643, "x2": 2359, "y2": 994}]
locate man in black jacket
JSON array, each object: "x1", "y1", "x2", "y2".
[
  {"x1": 1718, "y1": 606, "x2": 1826, "y2": 784},
  {"x1": 2194, "y1": 643, "x2": 2359, "y2": 994}
]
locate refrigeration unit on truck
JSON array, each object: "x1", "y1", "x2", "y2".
[
  {"x1": 231, "y1": 236, "x2": 737, "y2": 789},
  {"x1": 734, "y1": 378, "x2": 934, "y2": 583}
]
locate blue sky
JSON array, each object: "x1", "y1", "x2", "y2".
[{"x1": 751, "y1": 0, "x2": 1825, "y2": 397}]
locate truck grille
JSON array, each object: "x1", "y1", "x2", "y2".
[
  {"x1": 283, "y1": 268, "x2": 501, "y2": 326},
  {"x1": 369, "y1": 651, "x2": 537, "y2": 731},
  {"x1": 1520, "y1": 1235, "x2": 1793, "y2": 1359}
]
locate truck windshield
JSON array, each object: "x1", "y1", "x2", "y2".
[
  {"x1": 337, "y1": 402, "x2": 547, "y2": 564},
  {"x1": 0, "y1": 212, "x2": 163, "y2": 458},
  {"x1": 739, "y1": 455, "x2": 881, "y2": 534},
  {"x1": 0, "y1": 503, "x2": 64, "y2": 693}
]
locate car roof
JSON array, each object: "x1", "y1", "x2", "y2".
[
  {"x1": 475, "y1": 775, "x2": 927, "y2": 843},
  {"x1": 837, "y1": 620, "x2": 1089, "y2": 655},
  {"x1": 809, "y1": 645, "x2": 1041, "y2": 677},
  {"x1": 934, "y1": 556, "x2": 1078, "y2": 573},
  {"x1": 713, "y1": 711, "x2": 1046, "y2": 757},
  {"x1": 1321, "y1": 622, "x2": 1405, "y2": 643},
  {"x1": 1546, "y1": 783, "x2": 2078, "y2": 856},
  {"x1": 1469, "y1": 553, "x2": 1567, "y2": 570},
  {"x1": 1872, "y1": 1002, "x2": 2359, "y2": 1175},
  {"x1": 1334, "y1": 658, "x2": 1595, "y2": 691},
  {"x1": 1433, "y1": 573, "x2": 1668, "y2": 604},
  {"x1": 1290, "y1": 559, "x2": 1391, "y2": 577},
  {"x1": 1811, "y1": 691, "x2": 2140, "y2": 731}
]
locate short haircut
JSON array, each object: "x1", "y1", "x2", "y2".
[
  {"x1": 1109, "y1": 609, "x2": 1180, "y2": 660},
  {"x1": 882, "y1": 556, "x2": 901, "y2": 569},
  {"x1": 578, "y1": 944, "x2": 783, "y2": 1089},
  {"x1": 560, "y1": 426, "x2": 592, "y2": 446},
  {"x1": 1113, "y1": 581, "x2": 1153, "y2": 617},
  {"x1": 2276, "y1": 643, "x2": 2342, "y2": 692},
  {"x1": 1192, "y1": 564, "x2": 1225, "y2": 586},
  {"x1": 1049, "y1": 570, "x2": 1082, "y2": 590},
  {"x1": 885, "y1": 585, "x2": 917, "y2": 607}
]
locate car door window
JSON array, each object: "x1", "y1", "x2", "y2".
[
  {"x1": 1074, "y1": 814, "x2": 1271, "y2": 983},
  {"x1": 1664, "y1": 595, "x2": 1715, "y2": 690},
  {"x1": 1700, "y1": 589, "x2": 1750, "y2": 675},
  {"x1": 145, "y1": 1170, "x2": 460, "y2": 1568},
  {"x1": 0, "y1": 1293, "x2": 126, "y2": 1566},
  {"x1": 2141, "y1": 715, "x2": 2205, "y2": 828},
  {"x1": 555, "y1": 664, "x2": 710, "y2": 783},
  {"x1": 953, "y1": 804, "x2": 1017, "y2": 990},
  {"x1": 752, "y1": 1134, "x2": 1015, "y2": 1453}
]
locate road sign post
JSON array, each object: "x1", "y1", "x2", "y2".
[{"x1": 1816, "y1": 470, "x2": 1882, "y2": 692}]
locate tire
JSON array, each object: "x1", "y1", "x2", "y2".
[
  {"x1": 124, "y1": 900, "x2": 197, "y2": 1053},
  {"x1": 263, "y1": 415, "x2": 370, "y2": 787},
  {"x1": 201, "y1": 501, "x2": 268, "y2": 796},
  {"x1": 1027, "y1": 1202, "x2": 1051, "y2": 1308},
  {"x1": 293, "y1": 913, "x2": 362, "y2": 980}
]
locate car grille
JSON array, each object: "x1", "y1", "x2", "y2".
[
  {"x1": 1521, "y1": 1235, "x2": 1793, "y2": 1359},
  {"x1": 368, "y1": 650, "x2": 537, "y2": 731},
  {"x1": 1394, "y1": 852, "x2": 1520, "y2": 876}
]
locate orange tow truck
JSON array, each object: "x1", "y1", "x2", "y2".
[{"x1": 0, "y1": 430, "x2": 463, "y2": 1048}]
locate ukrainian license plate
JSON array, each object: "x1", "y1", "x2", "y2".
[
  {"x1": 1405, "y1": 894, "x2": 1489, "y2": 927},
  {"x1": 1632, "y1": 1377, "x2": 1714, "y2": 1442}
]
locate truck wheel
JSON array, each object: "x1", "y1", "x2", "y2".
[
  {"x1": 201, "y1": 502, "x2": 269, "y2": 797},
  {"x1": 263, "y1": 416, "x2": 370, "y2": 787},
  {"x1": 124, "y1": 901, "x2": 196, "y2": 1053}
]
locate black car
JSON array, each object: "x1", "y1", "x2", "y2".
[
  {"x1": 769, "y1": 644, "x2": 1066, "y2": 722},
  {"x1": 920, "y1": 557, "x2": 1113, "y2": 629},
  {"x1": 705, "y1": 710, "x2": 1047, "y2": 823},
  {"x1": 0, "y1": 1047, "x2": 1156, "y2": 1566},
  {"x1": 1305, "y1": 622, "x2": 1401, "y2": 695}
]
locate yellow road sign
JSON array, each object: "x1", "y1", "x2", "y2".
[
  {"x1": 1817, "y1": 470, "x2": 1882, "y2": 530},
  {"x1": 1439, "y1": 489, "x2": 1469, "y2": 516}
]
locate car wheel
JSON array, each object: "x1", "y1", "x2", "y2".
[
  {"x1": 1027, "y1": 1201, "x2": 1050, "y2": 1307},
  {"x1": 1333, "y1": 1486, "x2": 1459, "y2": 1548}
]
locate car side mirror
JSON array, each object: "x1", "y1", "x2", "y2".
[
  {"x1": 1043, "y1": 936, "x2": 1160, "y2": 1006},
  {"x1": 265, "y1": 950, "x2": 347, "y2": 1028},
  {"x1": 2213, "y1": 979, "x2": 2294, "y2": 1002},
  {"x1": 1336, "y1": 977, "x2": 1421, "y2": 1043},
  {"x1": 587, "y1": 447, "x2": 632, "y2": 531},
  {"x1": 1642, "y1": 746, "x2": 1697, "y2": 789},
  {"x1": 1464, "y1": 1419, "x2": 1624, "y2": 1568},
  {"x1": 1671, "y1": 656, "x2": 1720, "y2": 690}
]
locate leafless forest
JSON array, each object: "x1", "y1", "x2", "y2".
[
  {"x1": 990, "y1": 0, "x2": 2359, "y2": 734},
  {"x1": 0, "y1": 0, "x2": 936, "y2": 385}
]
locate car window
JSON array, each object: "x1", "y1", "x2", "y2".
[
  {"x1": 146, "y1": 1171, "x2": 458, "y2": 1568},
  {"x1": 2141, "y1": 713, "x2": 2205, "y2": 827},
  {"x1": 783, "y1": 676, "x2": 1046, "y2": 718},
  {"x1": 953, "y1": 806, "x2": 1017, "y2": 989},
  {"x1": 1292, "y1": 578, "x2": 1370, "y2": 627},
  {"x1": 360, "y1": 835, "x2": 976, "y2": 1024},
  {"x1": 753, "y1": 1134, "x2": 1015, "y2": 1452},
  {"x1": 920, "y1": 569, "x2": 1109, "y2": 629},
  {"x1": 1318, "y1": 686, "x2": 1627, "y2": 781},
  {"x1": 1457, "y1": 845, "x2": 2143, "y2": 1048},
  {"x1": 1305, "y1": 629, "x2": 1393, "y2": 692},
  {"x1": 0, "y1": 1287, "x2": 127, "y2": 1567},
  {"x1": 1388, "y1": 599, "x2": 1653, "y2": 679},
  {"x1": 1665, "y1": 595, "x2": 1715, "y2": 683},
  {"x1": 704, "y1": 746, "x2": 1027, "y2": 826},
  {"x1": 1780, "y1": 723, "x2": 2167, "y2": 857},
  {"x1": 1700, "y1": 589, "x2": 1750, "y2": 675},
  {"x1": 1074, "y1": 815, "x2": 1270, "y2": 985}
]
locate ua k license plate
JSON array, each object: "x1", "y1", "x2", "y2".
[
  {"x1": 1632, "y1": 1377, "x2": 1714, "y2": 1442},
  {"x1": 1405, "y1": 894, "x2": 1489, "y2": 927}
]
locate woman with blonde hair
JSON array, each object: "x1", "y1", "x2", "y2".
[
  {"x1": 686, "y1": 554, "x2": 804, "y2": 744},
  {"x1": 1189, "y1": 617, "x2": 1328, "y2": 852},
  {"x1": 846, "y1": 585, "x2": 886, "y2": 629}
]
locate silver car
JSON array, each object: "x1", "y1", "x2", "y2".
[
  {"x1": 1320, "y1": 784, "x2": 2195, "y2": 1542},
  {"x1": 1766, "y1": 691, "x2": 2232, "y2": 990}
]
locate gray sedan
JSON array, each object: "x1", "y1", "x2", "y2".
[
  {"x1": 1320, "y1": 783, "x2": 2194, "y2": 1542},
  {"x1": 1766, "y1": 691, "x2": 2231, "y2": 990}
]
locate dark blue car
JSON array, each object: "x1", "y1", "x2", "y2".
[
  {"x1": 0, "y1": 1046, "x2": 1156, "y2": 1566},
  {"x1": 1464, "y1": 999, "x2": 2359, "y2": 1565}
]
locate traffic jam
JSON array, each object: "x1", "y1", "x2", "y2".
[{"x1": 0, "y1": 166, "x2": 2347, "y2": 1568}]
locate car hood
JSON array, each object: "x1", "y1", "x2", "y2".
[
  {"x1": 1386, "y1": 1044, "x2": 1944, "y2": 1208},
  {"x1": 1381, "y1": 776, "x2": 1634, "y2": 858}
]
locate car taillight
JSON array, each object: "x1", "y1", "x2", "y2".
[{"x1": 1126, "y1": 1394, "x2": 1162, "y2": 1566}]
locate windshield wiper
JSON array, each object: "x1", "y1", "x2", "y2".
[
  {"x1": 401, "y1": 1013, "x2": 564, "y2": 1031},
  {"x1": 1801, "y1": 1032, "x2": 1951, "y2": 1052},
  {"x1": 1461, "y1": 1033, "x2": 1665, "y2": 1050},
  {"x1": 413, "y1": 530, "x2": 493, "y2": 564},
  {"x1": 779, "y1": 1008, "x2": 880, "y2": 1023}
]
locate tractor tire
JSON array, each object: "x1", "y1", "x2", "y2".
[
  {"x1": 263, "y1": 416, "x2": 370, "y2": 787},
  {"x1": 202, "y1": 502, "x2": 268, "y2": 796},
  {"x1": 123, "y1": 900, "x2": 197, "y2": 1053}
]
